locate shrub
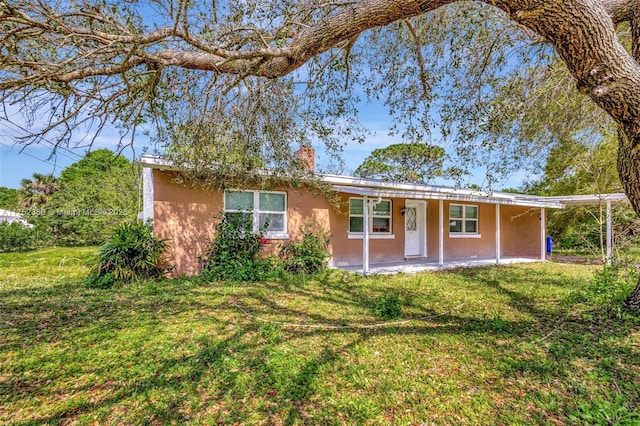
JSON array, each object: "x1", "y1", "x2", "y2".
[
  {"x1": 569, "y1": 264, "x2": 637, "y2": 308},
  {"x1": 200, "y1": 213, "x2": 272, "y2": 282},
  {"x1": 0, "y1": 221, "x2": 37, "y2": 252},
  {"x1": 279, "y1": 223, "x2": 331, "y2": 274},
  {"x1": 372, "y1": 293, "x2": 403, "y2": 320},
  {"x1": 87, "y1": 221, "x2": 170, "y2": 287}
]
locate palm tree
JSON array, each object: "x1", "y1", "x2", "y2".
[{"x1": 18, "y1": 173, "x2": 59, "y2": 208}]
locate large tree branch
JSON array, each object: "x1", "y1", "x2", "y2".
[
  {"x1": 3, "y1": 0, "x2": 637, "y2": 83},
  {"x1": 603, "y1": 0, "x2": 639, "y2": 24},
  {"x1": 490, "y1": 0, "x2": 640, "y2": 143}
]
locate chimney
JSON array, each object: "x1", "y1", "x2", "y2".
[{"x1": 295, "y1": 146, "x2": 315, "y2": 172}]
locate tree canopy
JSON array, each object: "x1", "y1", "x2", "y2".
[
  {"x1": 18, "y1": 173, "x2": 58, "y2": 208},
  {"x1": 354, "y1": 143, "x2": 447, "y2": 184},
  {"x1": 45, "y1": 149, "x2": 140, "y2": 245},
  {"x1": 2, "y1": 0, "x2": 640, "y2": 306},
  {"x1": 14, "y1": 149, "x2": 140, "y2": 245},
  {"x1": 0, "y1": 187, "x2": 19, "y2": 211}
]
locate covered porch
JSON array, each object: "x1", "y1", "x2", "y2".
[
  {"x1": 331, "y1": 182, "x2": 561, "y2": 275},
  {"x1": 329, "y1": 179, "x2": 629, "y2": 275}
]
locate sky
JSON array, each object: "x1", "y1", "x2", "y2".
[
  {"x1": 0, "y1": 1, "x2": 535, "y2": 192},
  {"x1": 0, "y1": 103, "x2": 530, "y2": 191},
  {"x1": 0, "y1": 114, "x2": 143, "y2": 189}
]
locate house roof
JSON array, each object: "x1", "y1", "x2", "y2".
[
  {"x1": 140, "y1": 154, "x2": 628, "y2": 209},
  {"x1": 541, "y1": 194, "x2": 629, "y2": 206}
]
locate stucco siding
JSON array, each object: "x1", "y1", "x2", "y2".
[
  {"x1": 153, "y1": 170, "x2": 221, "y2": 275},
  {"x1": 151, "y1": 169, "x2": 544, "y2": 275},
  {"x1": 329, "y1": 194, "x2": 406, "y2": 266},
  {"x1": 500, "y1": 206, "x2": 542, "y2": 258},
  {"x1": 443, "y1": 201, "x2": 497, "y2": 259}
]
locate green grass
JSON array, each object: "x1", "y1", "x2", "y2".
[{"x1": 1, "y1": 248, "x2": 639, "y2": 425}]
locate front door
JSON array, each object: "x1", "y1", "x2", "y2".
[{"x1": 404, "y1": 200, "x2": 426, "y2": 258}]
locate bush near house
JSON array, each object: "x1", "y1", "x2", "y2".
[
  {"x1": 200, "y1": 213, "x2": 273, "y2": 282},
  {"x1": 201, "y1": 216, "x2": 332, "y2": 281},
  {"x1": 278, "y1": 223, "x2": 331, "y2": 274},
  {"x1": 86, "y1": 221, "x2": 171, "y2": 288}
]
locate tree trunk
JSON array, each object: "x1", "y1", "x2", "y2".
[
  {"x1": 495, "y1": 0, "x2": 640, "y2": 311},
  {"x1": 618, "y1": 128, "x2": 640, "y2": 309}
]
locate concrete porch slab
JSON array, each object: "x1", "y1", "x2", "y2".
[{"x1": 336, "y1": 257, "x2": 541, "y2": 275}]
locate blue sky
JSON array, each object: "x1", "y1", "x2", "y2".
[
  {"x1": 0, "y1": 104, "x2": 529, "y2": 190},
  {"x1": 0, "y1": 1, "x2": 534, "y2": 192},
  {"x1": 0, "y1": 113, "x2": 143, "y2": 189}
]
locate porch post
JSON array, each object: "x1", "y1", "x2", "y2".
[
  {"x1": 363, "y1": 196, "x2": 370, "y2": 275},
  {"x1": 540, "y1": 208, "x2": 546, "y2": 261},
  {"x1": 439, "y1": 199, "x2": 444, "y2": 267},
  {"x1": 606, "y1": 200, "x2": 612, "y2": 266},
  {"x1": 496, "y1": 204, "x2": 501, "y2": 264}
]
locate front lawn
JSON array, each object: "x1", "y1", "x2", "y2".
[{"x1": 1, "y1": 248, "x2": 639, "y2": 424}]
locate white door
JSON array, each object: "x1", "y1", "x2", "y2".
[{"x1": 404, "y1": 201, "x2": 426, "y2": 257}]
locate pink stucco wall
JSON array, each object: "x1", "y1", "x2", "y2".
[{"x1": 152, "y1": 170, "x2": 543, "y2": 276}]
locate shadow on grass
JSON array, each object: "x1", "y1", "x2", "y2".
[{"x1": 1, "y1": 265, "x2": 639, "y2": 424}]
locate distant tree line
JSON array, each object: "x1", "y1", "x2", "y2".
[{"x1": 0, "y1": 149, "x2": 140, "y2": 250}]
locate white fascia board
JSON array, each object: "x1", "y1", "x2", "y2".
[
  {"x1": 141, "y1": 155, "x2": 624, "y2": 209},
  {"x1": 543, "y1": 193, "x2": 629, "y2": 206},
  {"x1": 332, "y1": 185, "x2": 563, "y2": 208},
  {"x1": 140, "y1": 154, "x2": 178, "y2": 169},
  {"x1": 321, "y1": 174, "x2": 503, "y2": 198}
]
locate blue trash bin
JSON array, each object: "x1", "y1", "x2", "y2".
[{"x1": 546, "y1": 236, "x2": 554, "y2": 254}]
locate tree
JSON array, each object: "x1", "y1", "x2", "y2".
[
  {"x1": 18, "y1": 173, "x2": 58, "y2": 208},
  {"x1": 354, "y1": 143, "x2": 446, "y2": 183},
  {"x1": 2, "y1": 0, "x2": 640, "y2": 307},
  {"x1": 45, "y1": 149, "x2": 140, "y2": 245},
  {"x1": 0, "y1": 187, "x2": 19, "y2": 210}
]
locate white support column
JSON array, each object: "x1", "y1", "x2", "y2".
[
  {"x1": 540, "y1": 208, "x2": 546, "y2": 261},
  {"x1": 142, "y1": 167, "x2": 154, "y2": 223},
  {"x1": 606, "y1": 200, "x2": 612, "y2": 266},
  {"x1": 439, "y1": 199, "x2": 444, "y2": 267},
  {"x1": 363, "y1": 196, "x2": 370, "y2": 275},
  {"x1": 496, "y1": 204, "x2": 501, "y2": 265}
]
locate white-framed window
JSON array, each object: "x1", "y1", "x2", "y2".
[
  {"x1": 224, "y1": 190, "x2": 288, "y2": 238},
  {"x1": 349, "y1": 198, "x2": 392, "y2": 234},
  {"x1": 449, "y1": 204, "x2": 478, "y2": 235}
]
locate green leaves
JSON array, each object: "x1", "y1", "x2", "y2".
[
  {"x1": 45, "y1": 149, "x2": 140, "y2": 246},
  {"x1": 371, "y1": 292, "x2": 402, "y2": 320},
  {"x1": 278, "y1": 223, "x2": 331, "y2": 275},
  {"x1": 0, "y1": 221, "x2": 38, "y2": 252},
  {"x1": 354, "y1": 142, "x2": 446, "y2": 184},
  {"x1": 89, "y1": 221, "x2": 171, "y2": 287},
  {"x1": 200, "y1": 212, "x2": 270, "y2": 282}
]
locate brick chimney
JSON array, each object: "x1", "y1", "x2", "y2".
[{"x1": 295, "y1": 146, "x2": 315, "y2": 172}]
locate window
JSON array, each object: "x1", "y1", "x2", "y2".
[
  {"x1": 224, "y1": 190, "x2": 287, "y2": 237},
  {"x1": 349, "y1": 198, "x2": 392, "y2": 234},
  {"x1": 449, "y1": 204, "x2": 478, "y2": 235}
]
